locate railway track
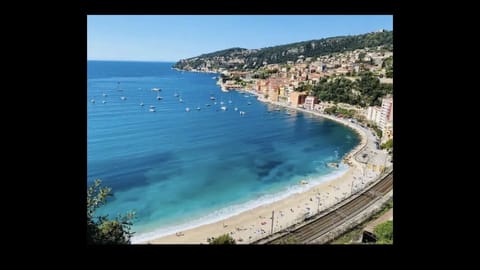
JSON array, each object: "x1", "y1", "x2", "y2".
[{"x1": 266, "y1": 171, "x2": 393, "y2": 244}]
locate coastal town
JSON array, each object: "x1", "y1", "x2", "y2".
[{"x1": 179, "y1": 42, "x2": 394, "y2": 147}]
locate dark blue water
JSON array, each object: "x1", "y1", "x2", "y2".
[{"x1": 87, "y1": 61, "x2": 360, "y2": 242}]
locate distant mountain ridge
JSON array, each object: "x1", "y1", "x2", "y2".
[{"x1": 174, "y1": 30, "x2": 392, "y2": 71}]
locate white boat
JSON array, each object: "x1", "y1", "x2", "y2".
[
  {"x1": 239, "y1": 111, "x2": 245, "y2": 115},
  {"x1": 102, "y1": 93, "x2": 107, "y2": 97},
  {"x1": 150, "y1": 105, "x2": 155, "y2": 109},
  {"x1": 140, "y1": 102, "x2": 144, "y2": 106},
  {"x1": 157, "y1": 95, "x2": 162, "y2": 100},
  {"x1": 221, "y1": 106, "x2": 227, "y2": 111},
  {"x1": 120, "y1": 96, "x2": 126, "y2": 100},
  {"x1": 247, "y1": 101, "x2": 252, "y2": 105},
  {"x1": 102, "y1": 100, "x2": 106, "y2": 104},
  {"x1": 174, "y1": 91, "x2": 179, "y2": 97},
  {"x1": 220, "y1": 101, "x2": 224, "y2": 105},
  {"x1": 151, "y1": 88, "x2": 161, "y2": 91},
  {"x1": 149, "y1": 108, "x2": 156, "y2": 112},
  {"x1": 210, "y1": 96, "x2": 216, "y2": 100},
  {"x1": 90, "y1": 99, "x2": 95, "y2": 103},
  {"x1": 179, "y1": 98, "x2": 184, "y2": 103},
  {"x1": 185, "y1": 107, "x2": 190, "y2": 112},
  {"x1": 327, "y1": 162, "x2": 339, "y2": 168},
  {"x1": 196, "y1": 106, "x2": 201, "y2": 111},
  {"x1": 234, "y1": 107, "x2": 238, "y2": 111}
]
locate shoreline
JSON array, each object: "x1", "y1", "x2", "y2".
[{"x1": 140, "y1": 74, "x2": 372, "y2": 245}]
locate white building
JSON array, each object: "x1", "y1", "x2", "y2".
[
  {"x1": 303, "y1": 96, "x2": 318, "y2": 110},
  {"x1": 367, "y1": 106, "x2": 382, "y2": 125},
  {"x1": 379, "y1": 97, "x2": 393, "y2": 132}
]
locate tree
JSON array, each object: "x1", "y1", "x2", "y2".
[
  {"x1": 381, "y1": 138, "x2": 393, "y2": 150},
  {"x1": 87, "y1": 179, "x2": 135, "y2": 244},
  {"x1": 207, "y1": 234, "x2": 236, "y2": 244},
  {"x1": 324, "y1": 106, "x2": 337, "y2": 115},
  {"x1": 374, "y1": 220, "x2": 393, "y2": 244}
]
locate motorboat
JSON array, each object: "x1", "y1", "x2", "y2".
[{"x1": 327, "y1": 162, "x2": 339, "y2": 168}]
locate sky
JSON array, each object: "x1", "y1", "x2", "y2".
[{"x1": 88, "y1": 15, "x2": 392, "y2": 62}]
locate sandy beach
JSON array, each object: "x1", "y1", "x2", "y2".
[{"x1": 144, "y1": 90, "x2": 378, "y2": 244}]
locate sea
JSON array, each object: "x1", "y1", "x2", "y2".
[{"x1": 87, "y1": 60, "x2": 360, "y2": 243}]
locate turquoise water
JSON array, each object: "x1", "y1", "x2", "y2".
[{"x1": 87, "y1": 61, "x2": 360, "y2": 242}]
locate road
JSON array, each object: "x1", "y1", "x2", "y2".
[{"x1": 264, "y1": 171, "x2": 393, "y2": 244}]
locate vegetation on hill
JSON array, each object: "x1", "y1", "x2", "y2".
[
  {"x1": 382, "y1": 56, "x2": 393, "y2": 78},
  {"x1": 174, "y1": 31, "x2": 393, "y2": 70},
  {"x1": 308, "y1": 71, "x2": 392, "y2": 107},
  {"x1": 87, "y1": 179, "x2": 135, "y2": 244}
]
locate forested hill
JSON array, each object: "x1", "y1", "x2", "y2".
[{"x1": 174, "y1": 30, "x2": 392, "y2": 70}]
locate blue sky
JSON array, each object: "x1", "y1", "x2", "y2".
[{"x1": 88, "y1": 15, "x2": 392, "y2": 62}]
